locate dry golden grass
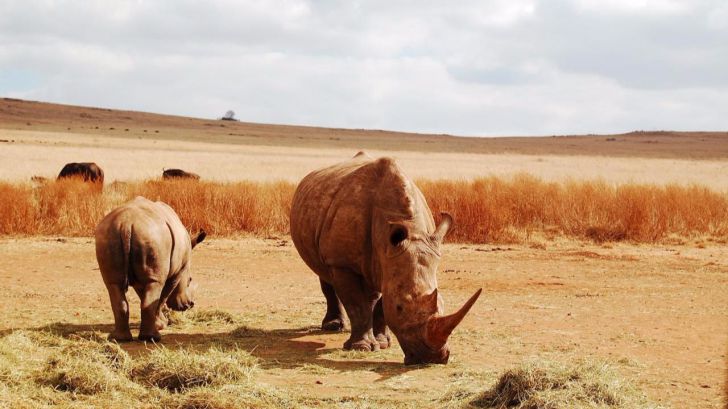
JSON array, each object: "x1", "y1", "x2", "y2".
[
  {"x1": 1, "y1": 176, "x2": 727, "y2": 244},
  {"x1": 440, "y1": 359, "x2": 656, "y2": 409},
  {"x1": 0, "y1": 323, "x2": 658, "y2": 409},
  {"x1": 0, "y1": 327, "x2": 288, "y2": 409},
  {"x1": 421, "y1": 174, "x2": 728, "y2": 243}
]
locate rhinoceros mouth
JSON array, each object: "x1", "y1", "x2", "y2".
[{"x1": 403, "y1": 346, "x2": 450, "y2": 365}]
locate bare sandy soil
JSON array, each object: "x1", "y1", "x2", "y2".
[{"x1": 1, "y1": 237, "x2": 725, "y2": 408}]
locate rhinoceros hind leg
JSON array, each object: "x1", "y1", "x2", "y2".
[
  {"x1": 134, "y1": 285, "x2": 169, "y2": 331},
  {"x1": 106, "y1": 284, "x2": 133, "y2": 342},
  {"x1": 320, "y1": 278, "x2": 345, "y2": 332},
  {"x1": 373, "y1": 298, "x2": 391, "y2": 349},
  {"x1": 332, "y1": 268, "x2": 380, "y2": 352},
  {"x1": 138, "y1": 283, "x2": 165, "y2": 342}
]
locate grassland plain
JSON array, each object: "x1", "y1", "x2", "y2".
[{"x1": 1, "y1": 99, "x2": 727, "y2": 408}]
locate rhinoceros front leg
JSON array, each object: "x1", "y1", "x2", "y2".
[
  {"x1": 105, "y1": 284, "x2": 133, "y2": 342},
  {"x1": 320, "y1": 278, "x2": 345, "y2": 332},
  {"x1": 373, "y1": 298, "x2": 391, "y2": 349},
  {"x1": 331, "y1": 268, "x2": 380, "y2": 352}
]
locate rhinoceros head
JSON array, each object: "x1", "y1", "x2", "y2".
[
  {"x1": 167, "y1": 230, "x2": 206, "y2": 311},
  {"x1": 380, "y1": 213, "x2": 481, "y2": 365}
]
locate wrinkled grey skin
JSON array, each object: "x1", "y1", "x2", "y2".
[
  {"x1": 290, "y1": 152, "x2": 481, "y2": 365},
  {"x1": 95, "y1": 196, "x2": 206, "y2": 342}
]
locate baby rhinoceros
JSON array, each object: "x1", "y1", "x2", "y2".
[{"x1": 95, "y1": 196, "x2": 206, "y2": 342}]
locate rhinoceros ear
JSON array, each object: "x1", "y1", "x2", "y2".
[
  {"x1": 191, "y1": 230, "x2": 206, "y2": 249},
  {"x1": 388, "y1": 222, "x2": 409, "y2": 246},
  {"x1": 432, "y1": 212, "x2": 454, "y2": 243}
]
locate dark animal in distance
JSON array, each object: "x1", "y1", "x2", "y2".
[
  {"x1": 290, "y1": 151, "x2": 481, "y2": 365},
  {"x1": 95, "y1": 196, "x2": 206, "y2": 342},
  {"x1": 30, "y1": 175, "x2": 49, "y2": 185},
  {"x1": 57, "y1": 162, "x2": 104, "y2": 185},
  {"x1": 162, "y1": 168, "x2": 200, "y2": 180}
]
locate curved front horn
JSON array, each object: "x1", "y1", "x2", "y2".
[
  {"x1": 425, "y1": 288, "x2": 482, "y2": 350},
  {"x1": 433, "y1": 212, "x2": 454, "y2": 243}
]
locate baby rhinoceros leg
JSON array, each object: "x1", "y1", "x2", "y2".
[
  {"x1": 105, "y1": 284, "x2": 133, "y2": 342},
  {"x1": 319, "y1": 279, "x2": 345, "y2": 332},
  {"x1": 133, "y1": 284, "x2": 168, "y2": 332},
  {"x1": 138, "y1": 283, "x2": 166, "y2": 342},
  {"x1": 332, "y1": 268, "x2": 380, "y2": 352}
]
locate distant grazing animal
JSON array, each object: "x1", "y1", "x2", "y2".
[
  {"x1": 162, "y1": 168, "x2": 200, "y2": 180},
  {"x1": 57, "y1": 162, "x2": 104, "y2": 185},
  {"x1": 95, "y1": 196, "x2": 206, "y2": 342},
  {"x1": 30, "y1": 175, "x2": 49, "y2": 185},
  {"x1": 290, "y1": 152, "x2": 481, "y2": 365}
]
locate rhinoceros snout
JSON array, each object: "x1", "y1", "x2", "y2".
[
  {"x1": 403, "y1": 346, "x2": 450, "y2": 365},
  {"x1": 168, "y1": 299, "x2": 195, "y2": 311}
]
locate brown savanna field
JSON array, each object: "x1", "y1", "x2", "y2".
[{"x1": 1, "y1": 98, "x2": 727, "y2": 408}]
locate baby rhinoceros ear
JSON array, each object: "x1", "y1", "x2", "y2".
[{"x1": 191, "y1": 230, "x2": 206, "y2": 249}]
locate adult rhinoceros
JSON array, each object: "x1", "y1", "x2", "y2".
[
  {"x1": 95, "y1": 196, "x2": 206, "y2": 342},
  {"x1": 290, "y1": 152, "x2": 481, "y2": 365}
]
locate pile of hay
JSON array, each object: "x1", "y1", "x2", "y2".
[
  {"x1": 131, "y1": 347, "x2": 257, "y2": 392},
  {"x1": 0, "y1": 327, "x2": 286, "y2": 409},
  {"x1": 165, "y1": 308, "x2": 241, "y2": 327},
  {"x1": 468, "y1": 359, "x2": 652, "y2": 409}
]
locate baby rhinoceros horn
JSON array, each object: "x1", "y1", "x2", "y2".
[{"x1": 425, "y1": 288, "x2": 483, "y2": 350}]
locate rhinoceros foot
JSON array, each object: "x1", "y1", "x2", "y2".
[
  {"x1": 138, "y1": 333, "x2": 161, "y2": 343},
  {"x1": 321, "y1": 318, "x2": 345, "y2": 332},
  {"x1": 344, "y1": 335, "x2": 380, "y2": 352},
  {"x1": 107, "y1": 331, "x2": 133, "y2": 343},
  {"x1": 375, "y1": 332, "x2": 391, "y2": 349}
]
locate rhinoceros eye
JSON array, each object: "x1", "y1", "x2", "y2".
[{"x1": 390, "y1": 226, "x2": 408, "y2": 246}]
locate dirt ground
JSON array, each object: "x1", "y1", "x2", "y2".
[{"x1": 1, "y1": 236, "x2": 725, "y2": 408}]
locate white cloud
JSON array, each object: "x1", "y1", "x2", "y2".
[
  {"x1": 0, "y1": 0, "x2": 726, "y2": 136},
  {"x1": 572, "y1": 0, "x2": 690, "y2": 14}
]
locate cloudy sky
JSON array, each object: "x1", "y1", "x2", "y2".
[{"x1": 1, "y1": 0, "x2": 726, "y2": 136}]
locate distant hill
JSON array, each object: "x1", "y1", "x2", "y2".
[{"x1": 1, "y1": 98, "x2": 726, "y2": 159}]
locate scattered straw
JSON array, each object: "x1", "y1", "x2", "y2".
[{"x1": 131, "y1": 347, "x2": 258, "y2": 392}]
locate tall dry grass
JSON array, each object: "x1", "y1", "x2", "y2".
[
  {"x1": 420, "y1": 174, "x2": 728, "y2": 243},
  {"x1": 0, "y1": 179, "x2": 293, "y2": 238},
  {"x1": 1, "y1": 175, "x2": 727, "y2": 243}
]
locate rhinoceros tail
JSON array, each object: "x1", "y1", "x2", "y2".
[{"x1": 119, "y1": 224, "x2": 133, "y2": 291}]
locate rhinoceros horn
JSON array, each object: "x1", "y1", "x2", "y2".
[
  {"x1": 432, "y1": 212, "x2": 454, "y2": 243},
  {"x1": 425, "y1": 288, "x2": 483, "y2": 350}
]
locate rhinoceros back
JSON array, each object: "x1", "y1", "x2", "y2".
[
  {"x1": 290, "y1": 153, "x2": 434, "y2": 286},
  {"x1": 95, "y1": 197, "x2": 190, "y2": 286}
]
